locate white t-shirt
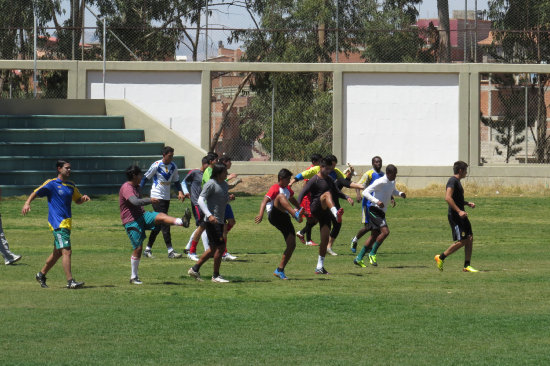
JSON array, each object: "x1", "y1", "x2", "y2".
[
  {"x1": 362, "y1": 175, "x2": 402, "y2": 213},
  {"x1": 144, "y1": 160, "x2": 179, "y2": 200}
]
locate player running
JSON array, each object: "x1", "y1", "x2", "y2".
[
  {"x1": 354, "y1": 164, "x2": 405, "y2": 268},
  {"x1": 434, "y1": 161, "x2": 479, "y2": 273}
]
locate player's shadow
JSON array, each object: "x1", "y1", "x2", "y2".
[{"x1": 387, "y1": 265, "x2": 429, "y2": 269}]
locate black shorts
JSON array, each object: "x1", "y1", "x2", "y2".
[
  {"x1": 311, "y1": 201, "x2": 332, "y2": 228},
  {"x1": 205, "y1": 222, "x2": 225, "y2": 248},
  {"x1": 268, "y1": 208, "x2": 295, "y2": 240},
  {"x1": 192, "y1": 204, "x2": 206, "y2": 227},
  {"x1": 448, "y1": 214, "x2": 473, "y2": 241},
  {"x1": 367, "y1": 206, "x2": 387, "y2": 231}
]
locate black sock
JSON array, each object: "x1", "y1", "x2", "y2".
[
  {"x1": 192, "y1": 264, "x2": 200, "y2": 272},
  {"x1": 213, "y1": 272, "x2": 220, "y2": 278},
  {"x1": 464, "y1": 260, "x2": 470, "y2": 268},
  {"x1": 440, "y1": 253, "x2": 447, "y2": 261},
  {"x1": 277, "y1": 267, "x2": 284, "y2": 272}
]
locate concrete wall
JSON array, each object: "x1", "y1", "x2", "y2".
[{"x1": 2, "y1": 60, "x2": 550, "y2": 187}]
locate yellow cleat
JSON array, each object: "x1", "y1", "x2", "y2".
[
  {"x1": 434, "y1": 255, "x2": 444, "y2": 271},
  {"x1": 463, "y1": 266, "x2": 479, "y2": 273}
]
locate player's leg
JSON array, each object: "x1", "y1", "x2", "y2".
[
  {"x1": 269, "y1": 208, "x2": 296, "y2": 279},
  {"x1": 368, "y1": 226, "x2": 389, "y2": 266},
  {"x1": 145, "y1": 199, "x2": 165, "y2": 252},
  {"x1": 320, "y1": 192, "x2": 344, "y2": 223}
]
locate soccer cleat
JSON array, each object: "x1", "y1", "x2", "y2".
[
  {"x1": 211, "y1": 275, "x2": 229, "y2": 283},
  {"x1": 296, "y1": 231, "x2": 306, "y2": 244},
  {"x1": 350, "y1": 240, "x2": 357, "y2": 254},
  {"x1": 222, "y1": 253, "x2": 237, "y2": 261},
  {"x1": 314, "y1": 267, "x2": 329, "y2": 275},
  {"x1": 273, "y1": 268, "x2": 288, "y2": 280},
  {"x1": 143, "y1": 250, "x2": 154, "y2": 258},
  {"x1": 306, "y1": 241, "x2": 318, "y2": 246},
  {"x1": 129, "y1": 277, "x2": 143, "y2": 285},
  {"x1": 187, "y1": 253, "x2": 199, "y2": 261},
  {"x1": 188, "y1": 267, "x2": 203, "y2": 281},
  {"x1": 5, "y1": 254, "x2": 22, "y2": 265},
  {"x1": 293, "y1": 208, "x2": 304, "y2": 223},
  {"x1": 434, "y1": 255, "x2": 444, "y2": 271},
  {"x1": 183, "y1": 248, "x2": 190, "y2": 255},
  {"x1": 354, "y1": 259, "x2": 366, "y2": 268},
  {"x1": 168, "y1": 251, "x2": 183, "y2": 259},
  {"x1": 463, "y1": 266, "x2": 479, "y2": 273},
  {"x1": 35, "y1": 272, "x2": 48, "y2": 288},
  {"x1": 368, "y1": 254, "x2": 378, "y2": 267},
  {"x1": 327, "y1": 248, "x2": 338, "y2": 256},
  {"x1": 182, "y1": 208, "x2": 192, "y2": 228},
  {"x1": 336, "y1": 208, "x2": 344, "y2": 223},
  {"x1": 67, "y1": 279, "x2": 85, "y2": 289}
]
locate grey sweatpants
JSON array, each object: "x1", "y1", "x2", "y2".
[{"x1": 0, "y1": 214, "x2": 17, "y2": 263}]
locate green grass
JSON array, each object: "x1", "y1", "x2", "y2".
[{"x1": 1, "y1": 195, "x2": 549, "y2": 365}]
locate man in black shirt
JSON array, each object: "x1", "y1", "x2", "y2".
[{"x1": 434, "y1": 161, "x2": 479, "y2": 272}]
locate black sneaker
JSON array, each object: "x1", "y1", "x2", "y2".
[
  {"x1": 314, "y1": 267, "x2": 329, "y2": 275},
  {"x1": 130, "y1": 277, "x2": 143, "y2": 285},
  {"x1": 67, "y1": 279, "x2": 85, "y2": 289},
  {"x1": 182, "y1": 207, "x2": 192, "y2": 228},
  {"x1": 143, "y1": 249, "x2": 154, "y2": 258},
  {"x1": 168, "y1": 251, "x2": 182, "y2": 259},
  {"x1": 35, "y1": 272, "x2": 48, "y2": 288}
]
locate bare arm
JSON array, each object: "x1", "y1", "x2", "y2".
[
  {"x1": 255, "y1": 196, "x2": 270, "y2": 224},
  {"x1": 22, "y1": 191, "x2": 38, "y2": 215},
  {"x1": 445, "y1": 187, "x2": 467, "y2": 218}
]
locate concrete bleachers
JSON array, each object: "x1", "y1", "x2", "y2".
[{"x1": 0, "y1": 115, "x2": 186, "y2": 196}]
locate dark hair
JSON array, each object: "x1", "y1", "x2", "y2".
[
  {"x1": 126, "y1": 165, "x2": 143, "y2": 181},
  {"x1": 218, "y1": 155, "x2": 232, "y2": 165},
  {"x1": 56, "y1": 160, "x2": 70, "y2": 169},
  {"x1": 372, "y1": 156, "x2": 382, "y2": 164},
  {"x1": 325, "y1": 154, "x2": 338, "y2": 164},
  {"x1": 162, "y1": 146, "x2": 174, "y2": 155},
  {"x1": 206, "y1": 152, "x2": 218, "y2": 164},
  {"x1": 453, "y1": 161, "x2": 468, "y2": 174},
  {"x1": 211, "y1": 163, "x2": 227, "y2": 180},
  {"x1": 278, "y1": 168, "x2": 293, "y2": 181},
  {"x1": 201, "y1": 156, "x2": 209, "y2": 165},
  {"x1": 386, "y1": 164, "x2": 397, "y2": 175},
  {"x1": 320, "y1": 157, "x2": 333, "y2": 168},
  {"x1": 310, "y1": 153, "x2": 323, "y2": 164}
]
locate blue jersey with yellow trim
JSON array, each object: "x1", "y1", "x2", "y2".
[
  {"x1": 358, "y1": 169, "x2": 385, "y2": 208},
  {"x1": 34, "y1": 178, "x2": 82, "y2": 231}
]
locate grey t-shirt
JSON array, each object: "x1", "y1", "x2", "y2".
[{"x1": 200, "y1": 179, "x2": 229, "y2": 223}]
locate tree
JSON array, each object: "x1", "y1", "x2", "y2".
[
  {"x1": 436, "y1": 0, "x2": 451, "y2": 62},
  {"x1": 486, "y1": 0, "x2": 550, "y2": 162}
]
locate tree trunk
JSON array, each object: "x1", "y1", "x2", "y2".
[
  {"x1": 535, "y1": 75, "x2": 549, "y2": 162},
  {"x1": 437, "y1": 0, "x2": 451, "y2": 63}
]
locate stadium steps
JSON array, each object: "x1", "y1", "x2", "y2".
[{"x1": 0, "y1": 115, "x2": 186, "y2": 196}]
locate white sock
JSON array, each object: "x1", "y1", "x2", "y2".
[
  {"x1": 131, "y1": 256, "x2": 140, "y2": 279},
  {"x1": 352, "y1": 236, "x2": 357, "y2": 243},
  {"x1": 201, "y1": 230, "x2": 210, "y2": 251},
  {"x1": 145, "y1": 246, "x2": 152, "y2": 251},
  {"x1": 330, "y1": 207, "x2": 338, "y2": 219},
  {"x1": 317, "y1": 255, "x2": 325, "y2": 269},
  {"x1": 174, "y1": 218, "x2": 183, "y2": 226},
  {"x1": 167, "y1": 247, "x2": 174, "y2": 253}
]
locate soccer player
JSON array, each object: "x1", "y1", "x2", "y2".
[
  {"x1": 354, "y1": 164, "x2": 406, "y2": 268},
  {"x1": 349, "y1": 156, "x2": 393, "y2": 254},
  {"x1": 120, "y1": 165, "x2": 189, "y2": 285},
  {"x1": 289, "y1": 153, "x2": 322, "y2": 246},
  {"x1": 294, "y1": 155, "x2": 359, "y2": 255},
  {"x1": 188, "y1": 163, "x2": 234, "y2": 283},
  {"x1": 217, "y1": 155, "x2": 240, "y2": 261},
  {"x1": 298, "y1": 157, "x2": 351, "y2": 274},
  {"x1": 434, "y1": 161, "x2": 479, "y2": 273},
  {"x1": 22, "y1": 160, "x2": 90, "y2": 289},
  {"x1": 182, "y1": 155, "x2": 211, "y2": 261},
  {"x1": 141, "y1": 146, "x2": 189, "y2": 259},
  {"x1": 0, "y1": 189, "x2": 22, "y2": 265},
  {"x1": 255, "y1": 169, "x2": 304, "y2": 280}
]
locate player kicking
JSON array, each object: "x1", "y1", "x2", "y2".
[
  {"x1": 120, "y1": 165, "x2": 189, "y2": 285},
  {"x1": 298, "y1": 157, "x2": 351, "y2": 274},
  {"x1": 434, "y1": 161, "x2": 479, "y2": 273},
  {"x1": 255, "y1": 169, "x2": 304, "y2": 280},
  {"x1": 354, "y1": 164, "x2": 405, "y2": 268},
  {"x1": 22, "y1": 160, "x2": 90, "y2": 289}
]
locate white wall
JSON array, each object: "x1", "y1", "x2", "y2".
[
  {"x1": 344, "y1": 73, "x2": 460, "y2": 166},
  {"x1": 88, "y1": 71, "x2": 202, "y2": 147}
]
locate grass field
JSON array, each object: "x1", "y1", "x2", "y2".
[{"x1": 1, "y1": 194, "x2": 549, "y2": 365}]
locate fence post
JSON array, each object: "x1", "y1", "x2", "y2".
[
  {"x1": 103, "y1": 18, "x2": 106, "y2": 99},
  {"x1": 271, "y1": 81, "x2": 275, "y2": 162},
  {"x1": 525, "y1": 85, "x2": 528, "y2": 164},
  {"x1": 33, "y1": 6, "x2": 37, "y2": 98}
]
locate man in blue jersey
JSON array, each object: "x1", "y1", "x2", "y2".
[
  {"x1": 22, "y1": 160, "x2": 90, "y2": 289},
  {"x1": 141, "y1": 146, "x2": 190, "y2": 259}
]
